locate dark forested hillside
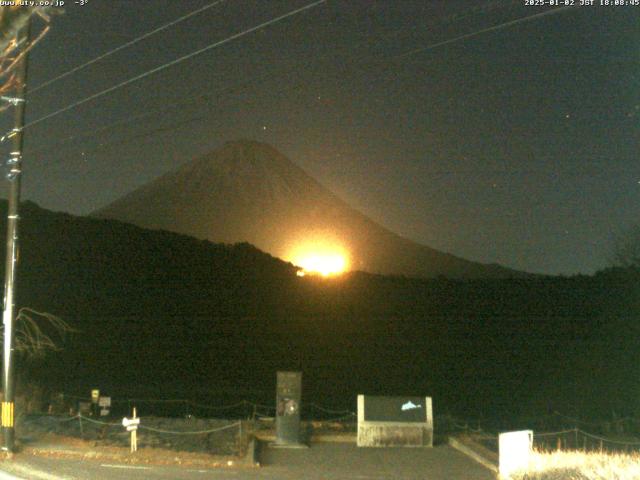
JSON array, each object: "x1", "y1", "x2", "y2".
[{"x1": 2, "y1": 201, "x2": 638, "y2": 423}]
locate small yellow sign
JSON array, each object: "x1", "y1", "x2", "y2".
[{"x1": 1, "y1": 402, "x2": 14, "y2": 427}]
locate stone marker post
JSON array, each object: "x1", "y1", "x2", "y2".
[{"x1": 275, "y1": 371, "x2": 302, "y2": 446}]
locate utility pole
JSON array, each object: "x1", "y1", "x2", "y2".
[{"x1": 2, "y1": 18, "x2": 30, "y2": 453}]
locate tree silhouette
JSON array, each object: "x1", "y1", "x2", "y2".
[{"x1": 611, "y1": 225, "x2": 640, "y2": 269}]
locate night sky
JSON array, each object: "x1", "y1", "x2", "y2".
[{"x1": 2, "y1": 0, "x2": 638, "y2": 275}]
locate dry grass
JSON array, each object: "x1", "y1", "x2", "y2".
[{"x1": 508, "y1": 449, "x2": 640, "y2": 480}]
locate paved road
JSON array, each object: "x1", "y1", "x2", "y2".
[
  {"x1": 1, "y1": 456, "x2": 251, "y2": 480},
  {"x1": 0, "y1": 443, "x2": 496, "y2": 479},
  {"x1": 259, "y1": 443, "x2": 496, "y2": 480}
]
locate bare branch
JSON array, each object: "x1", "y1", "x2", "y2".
[
  {"x1": 4, "y1": 307, "x2": 76, "y2": 358},
  {"x1": 0, "y1": 6, "x2": 58, "y2": 94},
  {"x1": 0, "y1": 24, "x2": 50, "y2": 80}
]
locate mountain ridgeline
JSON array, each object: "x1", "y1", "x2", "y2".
[
  {"x1": 2, "y1": 201, "x2": 639, "y2": 423},
  {"x1": 94, "y1": 140, "x2": 524, "y2": 279}
]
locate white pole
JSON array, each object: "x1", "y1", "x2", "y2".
[{"x1": 131, "y1": 407, "x2": 137, "y2": 453}]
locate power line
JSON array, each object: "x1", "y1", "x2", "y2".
[
  {"x1": 30, "y1": 0, "x2": 227, "y2": 94},
  {"x1": 397, "y1": 5, "x2": 575, "y2": 59},
  {"x1": 67, "y1": 6, "x2": 589, "y2": 157},
  {"x1": 22, "y1": 2, "x2": 538, "y2": 156},
  {"x1": 20, "y1": 3, "x2": 585, "y2": 162},
  {"x1": 12, "y1": 2, "x2": 526, "y2": 133},
  {"x1": 19, "y1": 0, "x2": 327, "y2": 131},
  {"x1": 24, "y1": 22, "x2": 380, "y2": 155}
]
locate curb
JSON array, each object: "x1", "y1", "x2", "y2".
[
  {"x1": 244, "y1": 437, "x2": 260, "y2": 466},
  {"x1": 254, "y1": 432, "x2": 356, "y2": 443},
  {"x1": 309, "y1": 433, "x2": 356, "y2": 443},
  {"x1": 448, "y1": 435, "x2": 498, "y2": 473}
]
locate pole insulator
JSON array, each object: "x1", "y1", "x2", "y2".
[{"x1": 0, "y1": 97, "x2": 25, "y2": 106}]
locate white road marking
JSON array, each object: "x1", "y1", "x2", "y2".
[
  {"x1": 0, "y1": 469, "x2": 24, "y2": 480},
  {"x1": 0, "y1": 463, "x2": 69, "y2": 480},
  {"x1": 100, "y1": 464, "x2": 151, "y2": 470},
  {"x1": 186, "y1": 471, "x2": 238, "y2": 475}
]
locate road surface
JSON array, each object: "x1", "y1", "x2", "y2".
[{"x1": 0, "y1": 443, "x2": 496, "y2": 479}]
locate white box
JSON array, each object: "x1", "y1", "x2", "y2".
[{"x1": 499, "y1": 430, "x2": 533, "y2": 478}]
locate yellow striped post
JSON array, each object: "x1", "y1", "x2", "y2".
[{"x1": 1, "y1": 402, "x2": 14, "y2": 428}]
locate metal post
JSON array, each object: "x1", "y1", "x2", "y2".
[{"x1": 2, "y1": 19, "x2": 31, "y2": 453}]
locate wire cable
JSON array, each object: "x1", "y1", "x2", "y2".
[
  {"x1": 20, "y1": 0, "x2": 327, "y2": 131},
  {"x1": 186, "y1": 400, "x2": 248, "y2": 411},
  {"x1": 397, "y1": 5, "x2": 575, "y2": 59},
  {"x1": 25, "y1": 4, "x2": 579, "y2": 157},
  {"x1": 76, "y1": 414, "x2": 122, "y2": 427},
  {"x1": 306, "y1": 403, "x2": 354, "y2": 415},
  {"x1": 19, "y1": 1, "x2": 527, "y2": 155},
  {"x1": 30, "y1": 0, "x2": 227, "y2": 94},
  {"x1": 139, "y1": 421, "x2": 241, "y2": 435},
  {"x1": 534, "y1": 428, "x2": 579, "y2": 438},
  {"x1": 577, "y1": 429, "x2": 640, "y2": 446},
  {"x1": 535, "y1": 427, "x2": 640, "y2": 447},
  {"x1": 22, "y1": 16, "x2": 390, "y2": 155}
]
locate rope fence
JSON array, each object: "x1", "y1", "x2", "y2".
[
  {"x1": 534, "y1": 427, "x2": 640, "y2": 453},
  {"x1": 44, "y1": 394, "x2": 640, "y2": 451},
  {"x1": 19, "y1": 402, "x2": 640, "y2": 457},
  {"x1": 136, "y1": 421, "x2": 241, "y2": 436},
  {"x1": 20, "y1": 389, "x2": 364, "y2": 451},
  {"x1": 53, "y1": 393, "x2": 358, "y2": 421},
  {"x1": 26, "y1": 412, "x2": 243, "y2": 435},
  {"x1": 19, "y1": 412, "x2": 246, "y2": 456},
  {"x1": 421, "y1": 412, "x2": 640, "y2": 456},
  {"x1": 451, "y1": 425, "x2": 640, "y2": 455}
]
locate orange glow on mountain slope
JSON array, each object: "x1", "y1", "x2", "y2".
[
  {"x1": 296, "y1": 254, "x2": 347, "y2": 276},
  {"x1": 287, "y1": 240, "x2": 350, "y2": 277}
]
